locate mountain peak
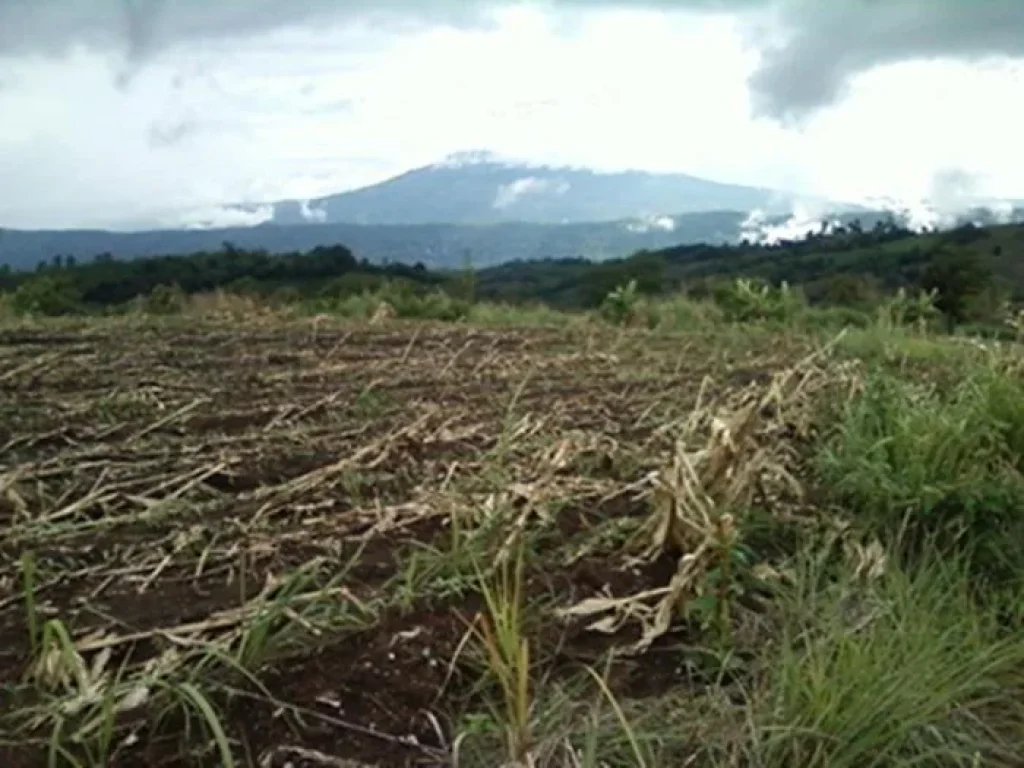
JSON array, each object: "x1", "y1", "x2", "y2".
[
  {"x1": 221, "y1": 153, "x2": 815, "y2": 227},
  {"x1": 433, "y1": 149, "x2": 512, "y2": 168}
]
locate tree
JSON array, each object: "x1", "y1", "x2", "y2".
[
  {"x1": 920, "y1": 247, "x2": 992, "y2": 330},
  {"x1": 820, "y1": 274, "x2": 879, "y2": 307}
]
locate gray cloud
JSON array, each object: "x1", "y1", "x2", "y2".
[
  {"x1": 146, "y1": 117, "x2": 198, "y2": 148},
  {"x1": 2, "y1": 0, "x2": 1023, "y2": 118},
  {"x1": 0, "y1": 1, "x2": 753, "y2": 62},
  {"x1": 748, "y1": 0, "x2": 1024, "y2": 122}
]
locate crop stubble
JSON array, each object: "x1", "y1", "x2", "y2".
[{"x1": 0, "y1": 317, "x2": 821, "y2": 766}]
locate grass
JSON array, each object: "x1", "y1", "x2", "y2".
[
  {"x1": 818, "y1": 353, "x2": 1024, "y2": 599},
  {"x1": 2, "y1": 301, "x2": 1024, "y2": 766},
  {"x1": 753, "y1": 545, "x2": 1024, "y2": 767}
]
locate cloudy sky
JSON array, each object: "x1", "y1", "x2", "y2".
[{"x1": 1, "y1": 0, "x2": 1023, "y2": 230}]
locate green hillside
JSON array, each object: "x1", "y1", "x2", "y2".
[{"x1": 1, "y1": 219, "x2": 1021, "y2": 334}]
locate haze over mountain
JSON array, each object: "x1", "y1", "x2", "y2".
[
  {"x1": 0, "y1": 151, "x2": 867, "y2": 270},
  {"x1": 3, "y1": 147, "x2": 1021, "y2": 273},
  {"x1": 209, "y1": 151, "x2": 830, "y2": 229}
]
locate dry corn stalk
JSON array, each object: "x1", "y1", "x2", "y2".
[
  {"x1": 559, "y1": 332, "x2": 853, "y2": 653},
  {"x1": 370, "y1": 301, "x2": 396, "y2": 325}
]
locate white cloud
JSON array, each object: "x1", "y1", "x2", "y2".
[
  {"x1": 180, "y1": 205, "x2": 275, "y2": 230},
  {"x1": 492, "y1": 176, "x2": 571, "y2": 209},
  {"x1": 299, "y1": 200, "x2": 328, "y2": 223},
  {"x1": 626, "y1": 215, "x2": 676, "y2": 233},
  {"x1": 0, "y1": 4, "x2": 1021, "y2": 229}
]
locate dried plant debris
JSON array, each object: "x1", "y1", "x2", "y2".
[
  {"x1": 558, "y1": 332, "x2": 863, "y2": 653},
  {"x1": 0, "y1": 316, "x2": 851, "y2": 766}
]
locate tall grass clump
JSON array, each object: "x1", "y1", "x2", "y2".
[
  {"x1": 314, "y1": 282, "x2": 470, "y2": 322},
  {"x1": 751, "y1": 547, "x2": 1024, "y2": 767},
  {"x1": 635, "y1": 294, "x2": 725, "y2": 331},
  {"x1": 817, "y1": 360, "x2": 1024, "y2": 595},
  {"x1": 467, "y1": 301, "x2": 571, "y2": 328}
]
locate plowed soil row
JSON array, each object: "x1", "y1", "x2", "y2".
[{"x1": 0, "y1": 317, "x2": 812, "y2": 767}]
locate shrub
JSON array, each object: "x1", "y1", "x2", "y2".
[
  {"x1": 9, "y1": 274, "x2": 82, "y2": 316},
  {"x1": 817, "y1": 363, "x2": 1024, "y2": 594},
  {"x1": 146, "y1": 283, "x2": 187, "y2": 315},
  {"x1": 713, "y1": 278, "x2": 806, "y2": 324},
  {"x1": 599, "y1": 279, "x2": 640, "y2": 326}
]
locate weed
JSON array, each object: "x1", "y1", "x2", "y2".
[
  {"x1": 752, "y1": 547, "x2": 1024, "y2": 767},
  {"x1": 818, "y1": 362, "x2": 1024, "y2": 591}
]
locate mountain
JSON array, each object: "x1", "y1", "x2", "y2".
[
  {"x1": 8, "y1": 207, "x2": 1020, "y2": 274},
  {"x1": 221, "y1": 151, "x2": 827, "y2": 227},
  {"x1": 0, "y1": 211, "x2": 755, "y2": 272}
]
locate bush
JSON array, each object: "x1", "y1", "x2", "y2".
[
  {"x1": 793, "y1": 305, "x2": 872, "y2": 333},
  {"x1": 632, "y1": 294, "x2": 724, "y2": 331},
  {"x1": 146, "y1": 283, "x2": 187, "y2": 315},
  {"x1": 9, "y1": 274, "x2": 82, "y2": 316},
  {"x1": 599, "y1": 279, "x2": 640, "y2": 326},
  {"x1": 713, "y1": 278, "x2": 806, "y2": 324},
  {"x1": 817, "y1": 363, "x2": 1024, "y2": 593},
  {"x1": 314, "y1": 282, "x2": 470, "y2": 322},
  {"x1": 874, "y1": 287, "x2": 940, "y2": 332}
]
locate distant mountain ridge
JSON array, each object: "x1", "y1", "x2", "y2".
[
  {"x1": 3, "y1": 206, "x2": 1022, "y2": 274},
  {"x1": 220, "y1": 151, "x2": 832, "y2": 228},
  {"x1": 2, "y1": 151, "x2": 1020, "y2": 272},
  {"x1": 0, "y1": 212, "x2": 755, "y2": 272}
]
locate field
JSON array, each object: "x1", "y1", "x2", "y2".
[{"x1": 3, "y1": 311, "x2": 1024, "y2": 767}]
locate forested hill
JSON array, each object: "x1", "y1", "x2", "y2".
[
  {"x1": 474, "y1": 220, "x2": 1024, "y2": 308},
  {"x1": 0, "y1": 210, "x2": 915, "y2": 273},
  {"x1": 0, "y1": 213, "x2": 748, "y2": 272},
  {"x1": 2, "y1": 218, "x2": 1021, "y2": 324}
]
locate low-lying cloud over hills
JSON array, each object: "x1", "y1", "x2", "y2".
[{"x1": 207, "y1": 151, "x2": 822, "y2": 228}]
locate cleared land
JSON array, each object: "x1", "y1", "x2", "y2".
[{"x1": 2, "y1": 314, "x2": 1023, "y2": 768}]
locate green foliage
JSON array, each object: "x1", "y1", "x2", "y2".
[
  {"x1": 578, "y1": 252, "x2": 666, "y2": 308},
  {"x1": 0, "y1": 219, "x2": 1021, "y2": 342},
  {"x1": 920, "y1": 247, "x2": 994, "y2": 328},
  {"x1": 756, "y1": 548, "x2": 1024, "y2": 766},
  {"x1": 621, "y1": 294, "x2": 725, "y2": 332},
  {"x1": 145, "y1": 283, "x2": 187, "y2": 315},
  {"x1": 315, "y1": 279, "x2": 471, "y2": 322},
  {"x1": 318, "y1": 272, "x2": 387, "y2": 299},
  {"x1": 599, "y1": 279, "x2": 640, "y2": 326},
  {"x1": 467, "y1": 302, "x2": 571, "y2": 328},
  {"x1": 818, "y1": 273, "x2": 880, "y2": 307},
  {"x1": 225, "y1": 275, "x2": 262, "y2": 295},
  {"x1": 712, "y1": 277, "x2": 806, "y2": 323},
  {"x1": 874, "y1": 286, "x2": 940, "y2": 332},
  {"x1": 9, "y1": 274, "x2": 82, "y2": 316},
  {"x1": 817, "y1": 362, "x2": 1024, "y2": 592}
]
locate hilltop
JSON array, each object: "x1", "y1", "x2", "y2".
[{"x1": 218, "y1": 150, "x2": 828, "y2": 227}]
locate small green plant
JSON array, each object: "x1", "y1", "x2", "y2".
[
  {"x1": 462, "y1": 539, "x2": 534, "y2": 765},
  {"x1": 145, "y1": 283, "x2": 188, "y2": 315},
  {"x1": 600, "y1": 279, "x2": 640, "y2": 326},
  {"x1": 875, "y1": 286, "x2": 939, "y2": 332}
]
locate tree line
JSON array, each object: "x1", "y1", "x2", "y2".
[{"x1": 0, "y1": 219, "x2": 1017, "y2": 331}]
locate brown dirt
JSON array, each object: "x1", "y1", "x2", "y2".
[{"x1": 0, "y1": 316, "x2": 813, "y2": 767}]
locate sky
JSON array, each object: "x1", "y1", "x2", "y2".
[{"x1": 1, "y1": 0, "x2": 1023, "y2": 230}]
